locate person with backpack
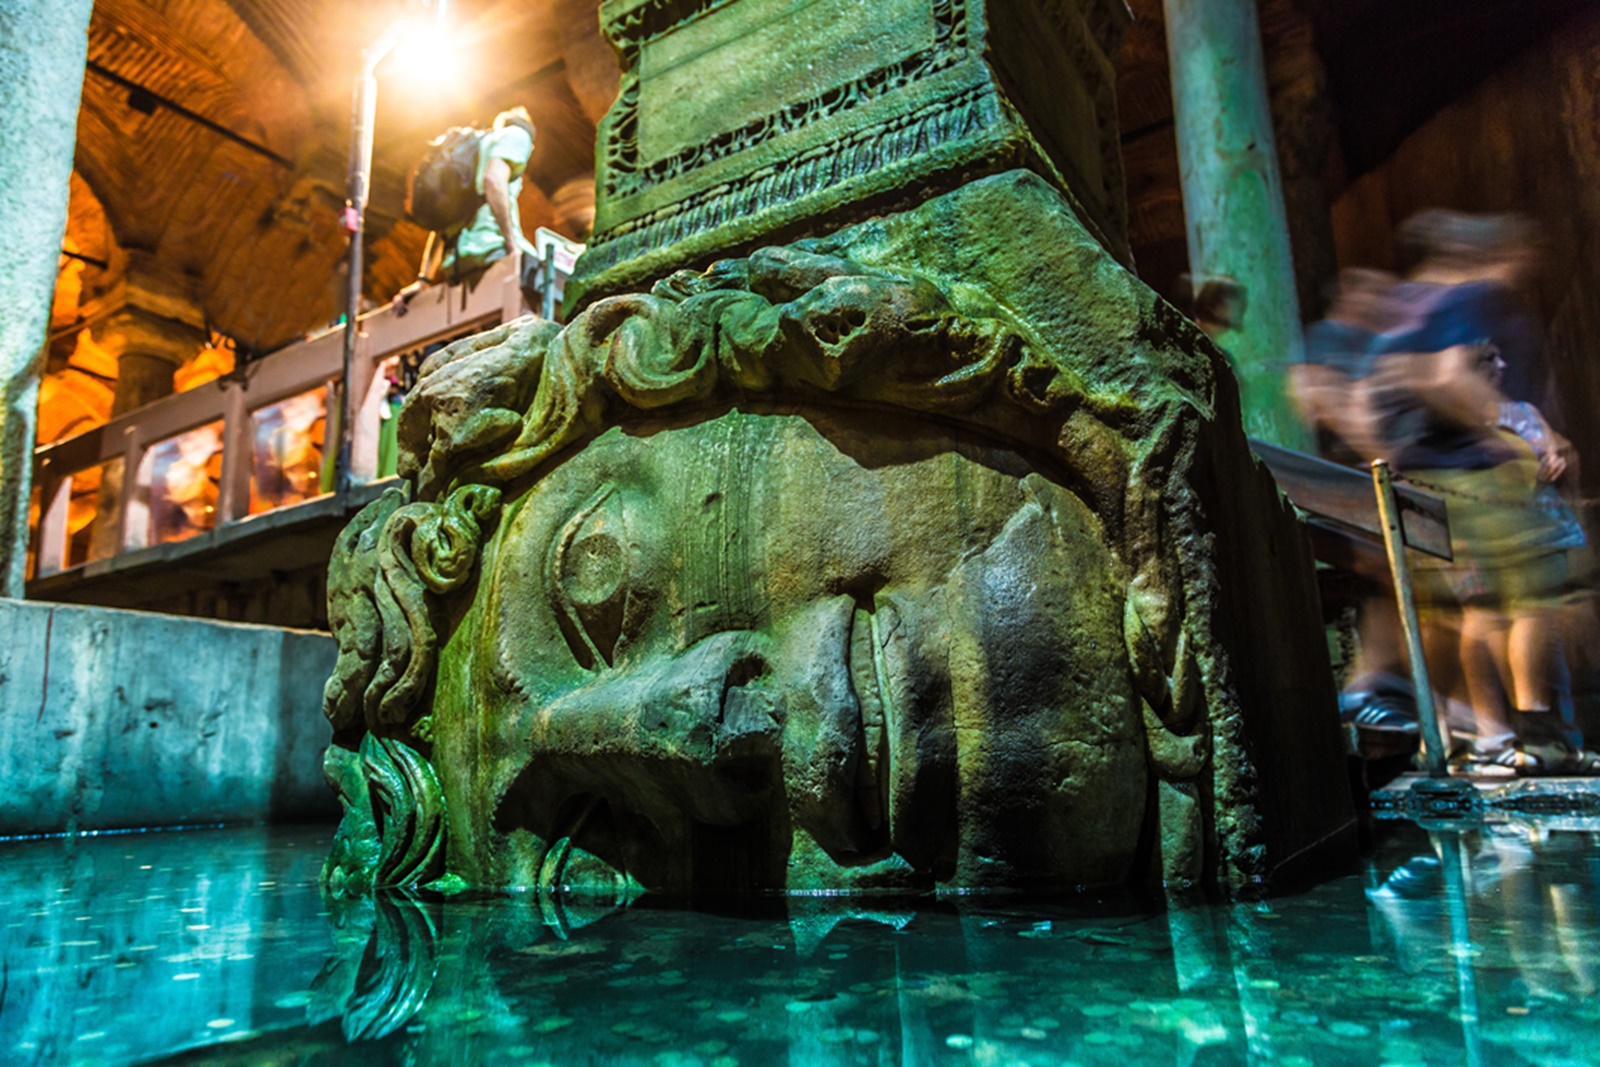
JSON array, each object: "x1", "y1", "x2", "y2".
[{"x1": 392, "y1": 106, "x2": 541, "y2": 313}]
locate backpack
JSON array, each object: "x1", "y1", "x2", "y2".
[{"x1": 405, "y1": 127, "x2": 485, "y2": 234}]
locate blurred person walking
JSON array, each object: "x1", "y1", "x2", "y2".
[
  {"x1": 1292, "y1": 212, "x2": 1595, "y2": 774},
  {"x1": 1292, "y1": 268, "x2": 1425, "y2": 746},
  {"x1": 1383, "y1": 212, "x2": 1590, "y2": 774}
]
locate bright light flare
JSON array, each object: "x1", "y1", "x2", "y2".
[{"x1": 390, "y1": 23, "x2": 461, "y2": 90}]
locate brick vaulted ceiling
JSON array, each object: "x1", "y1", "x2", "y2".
[
  {"x1": 68, "y1": 0, "x2": 618, "y2": 357},
  {"x1": 61, "y1": 0, "x2": 1591, "y2": 364}
]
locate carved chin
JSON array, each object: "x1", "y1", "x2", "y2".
[{"x1": 438, "y1": 407, "x2": 1145, "y2": 895}]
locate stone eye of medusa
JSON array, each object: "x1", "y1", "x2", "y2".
[{"x1": 547, "y1": 485, "x2": 628, "y2": 670}]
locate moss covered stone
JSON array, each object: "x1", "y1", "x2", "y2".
[{"x1": 320, "y1": 173, "x2": 1353, "y2": 899}]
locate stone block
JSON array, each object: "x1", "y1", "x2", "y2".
[
  {"x1": 0, "y1": 598, "x2": 337, "y2": 835},
  {"x1": 569, "y1": 0, "x2": 1132, "y2": 307}
]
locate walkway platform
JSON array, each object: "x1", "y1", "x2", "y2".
[{"x1": 1373, "y1": 771, "x2": 1600, "y2": 826}]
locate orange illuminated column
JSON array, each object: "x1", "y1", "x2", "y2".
[{"x1": 84, "y1": 257, "x2": 207, "y2": 558}]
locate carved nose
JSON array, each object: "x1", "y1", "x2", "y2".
[{"x1": 532, "y1": 631, "x2": 781, "y2": 766}]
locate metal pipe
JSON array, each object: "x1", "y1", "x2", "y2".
[
  {"x1": 85, "y1": 61, "x2": 295, "y2": 169},
  {"x1": 337, "y1": 23, "x2": 406, "y2": 497},
  {"x1": 337, "y1": 68, "x2": 377, "y2": 497},
  {"x1": 58, "y1": 248, "x2": 109, "y2": 271},
  {"x1": 1371, "y1": 459, "x2": 1449, "y2": 776},
  {"x1": 542, "y1": 241, "x2": 558, "y2": 322},
  {"x1": 337, "y1": 4, "x2": 455, "y2": 496}
]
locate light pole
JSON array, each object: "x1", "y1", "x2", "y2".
[{"x1": 336, "y1": 1, "x2": 452, "y2": 498}]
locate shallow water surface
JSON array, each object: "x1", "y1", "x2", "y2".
[{"x1": 3, "y1": 821, "x2": 1598, "y2": 1066}]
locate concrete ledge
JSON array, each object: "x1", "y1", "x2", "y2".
[{"x1": 0, "y1": 598, "x2": 337, "y2": 835}]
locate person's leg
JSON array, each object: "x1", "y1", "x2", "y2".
[
  {"x1": 1339, "y1": 593, "x2": 1419, "y2": 739},
  {"x1": 1562, "y1": 596, "x2": 1600, "y2": 746},
  {"x1": 1507, "y1": 608, "x2": 1556, "y2": 712},
  {"x1": 1493, "y1": 602, "x2": 1600, "y2": 774},
  {"x1": 1348, "y1": 593, "x2": 1405, "y2": 687},
  {"x1": 1423, "y1": 608, "x2": 1483, "y2": 752},
  {"x1": 1460, "y1": 605, "x2": 1515, "y2": 742}
]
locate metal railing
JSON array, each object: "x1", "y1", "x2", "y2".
[{"x1": 1250, "y1": 437, "x2": 1451, "y2": 560}]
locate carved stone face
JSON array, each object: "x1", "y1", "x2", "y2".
[
  {"x1": 433, "y1": 407, "x2": 1146, "y2": 894},
  {"x1": 321, "y1": 186, "x2": 1356, "y2": 903}
]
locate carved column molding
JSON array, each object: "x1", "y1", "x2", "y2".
[
  {"x1": 101, "y1": 253, "x2": 208, "y2": 417},
  {"x1": 85, "y1": 256, "x2": 207, "y2": 560},
  {"x1": 568, "y1": 0, "x2": 1134, "y2": 307}
]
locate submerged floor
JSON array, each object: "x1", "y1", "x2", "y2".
[{"x1": 3, "y1": 819, "x2": 1598, "y2": 1066}]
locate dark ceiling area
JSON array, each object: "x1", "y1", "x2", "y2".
[
  {"x1": 58, "y1": 0, "x2": 1590, "y2": 359},
  {"x1": 1307, "y1": 0, "x2": 1593, "y2": 181}
]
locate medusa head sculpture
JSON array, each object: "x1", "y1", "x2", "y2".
[{"x1": 320, "y1": 241, "x2": 1288, "y2": 901}]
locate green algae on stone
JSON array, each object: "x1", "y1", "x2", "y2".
[
  {"x1": 319, "y1": 173, "x2": 1351, "y2": 900},
  {"x1": 568, "y1": 0, "x2": 1134, "y2": 309}
]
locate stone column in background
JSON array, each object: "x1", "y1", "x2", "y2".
[
  {"x1": 0, "y1": 0, "x2": 95, "y2": 597},
  {"x1": 1260, "y1": 4, "x2": 1340, "y2": 323},
  {"x1": 1164, "y1": 0, "x2": 1307, "y2": 448},
  {"x1": 104, "y1": 254, "x2": 208, "y2": 418},
  {"x1": 551, "y1": 175, "x2": 597, "y2": 243},
  {"x1": 87, "y1": 257, "x2": 208, "y2": 560}
]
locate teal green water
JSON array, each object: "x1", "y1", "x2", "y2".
[{"x1": 3, "y1": 821, "x2": 1598, "y2": 1066}]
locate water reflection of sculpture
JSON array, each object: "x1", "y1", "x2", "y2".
[{"x1": 318, "y1": 237, "x2": 1297, "y2": 899}]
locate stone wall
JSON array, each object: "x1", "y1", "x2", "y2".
[
  {"x1": 0, "y1": 599, "x2": 337, "y2": 835},
  {"x1": 36, "y1": 559, "x2": 331, "y2": 632}
]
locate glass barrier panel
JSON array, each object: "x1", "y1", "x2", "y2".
[
  {"x1": 249, "y1": 385, "x2": 331, "y2": 515},
  {"x1": 64, "y1": 457, "x2": 126, "y2": 567},
  {"x1": 147, "y1": 422, "x2": 224, "y2": 546}
]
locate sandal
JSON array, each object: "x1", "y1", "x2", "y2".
[
  {"x1": 1491, "y1": 718, "x2": 1600, "y2": 777},
  {"x1": 1339, "y1": 690, "x2": 1420, "y2": 735},
  {"x1": 1452, "y1": 736, "x2": 1517, "y2": 778}
]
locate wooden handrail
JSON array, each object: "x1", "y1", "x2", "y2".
[{"x1": 31, "y1": 252, "x2": 531, "y2": 577}]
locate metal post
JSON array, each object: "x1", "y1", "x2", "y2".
[
  {"x1": 1371, "y1": 460, "x2": 1448, "y2": 774},
  {"x1": 338, "y1": 16, "x2": 412, "y2": 498},
  {"x1": 338, "y1": 61, "x2": 379, "y2": 498},
  {"x1": 1372, "y1": 461, "x2": 1476, "y2": 807},
  {"x1": 541, "y1": 241, "x2": 558, "y2": 323}
]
